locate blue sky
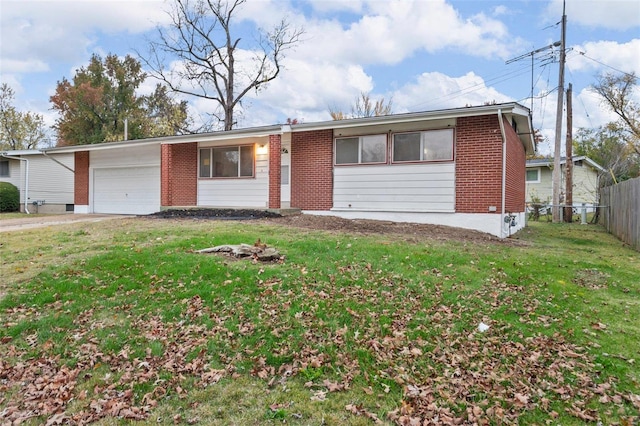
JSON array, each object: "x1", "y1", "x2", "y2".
[{"x1": 1, "y1": 0, "x2": 639, "y2": 153}]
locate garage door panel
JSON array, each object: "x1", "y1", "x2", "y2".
[{"x1": 93, "y1": 167, "x2": 160, "y2": 215}]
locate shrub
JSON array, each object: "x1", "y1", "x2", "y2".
[{"x1": 0, "y1": 182, "x2": 20, "y2": 212}]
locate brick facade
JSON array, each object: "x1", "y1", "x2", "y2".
[
  {"x1": 455, "y1": 115, "x2": 527, "y2": 214},
  {"x1": 504, "y1": 118, "x2": 526, "y2": 213},
  {"x1": 161, "y1": 143, "x2": 198, "y2": 207},
  {"x1": 455, "y1": 115, "x2": 504, "y2": 213},
  {"x1": 74, "y1": 151, "x2": 89, "y2": 205},
  {"x1": 291, "y1": 129, "x2": 334, "y2": 210},
  {"x1": 268, "y1": 134, "x2": 282, "y2": 209}
]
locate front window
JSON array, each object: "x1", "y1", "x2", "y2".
[
  {"x1": 526, "y1": 168, "x2": 540, "y2": 183},
  {"x1": 0, "y1": 160, "x2": 8, "y2": 177},
  {"x1": 199, "y1": 145, "x2": 254, "y2": 178},
  {"x1": 392, "y1": 129, "x2": 454, "y2": 162},
  {"x1": 335, "y1": 134, "x2": 387, "y2": 165}
]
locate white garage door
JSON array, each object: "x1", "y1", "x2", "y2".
[{"x1": 93, "y1": 166, "x2": 160, "y2": 215}]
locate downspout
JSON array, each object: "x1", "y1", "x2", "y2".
[
  {"x1": 497, "y1": 110, "x2": 507, "y2": 238},
  {"x1": 0, "y1": 153, "x2": 30, "y2": 214}
]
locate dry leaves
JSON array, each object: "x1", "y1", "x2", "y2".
[{"x1": 1, "y1": 260, "x2": 638, "y2": 425}]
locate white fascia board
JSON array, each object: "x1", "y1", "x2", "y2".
[
  {"x1": 42, "y1": 138, "x2": 164, "y2": 154},
  {"x1": 526, "y1": 156, "x2": 604, "y2": 171},
  {"x1": 161, "y1": 125, "x2": 283, "y2": 144},
  {"x1": 582, "y1": 157, "x2": 605, "y2": 172},
  {"x1": 0, "y1": 149, "x2": 41, "y2": 156},
  {"x1": 43, "y1": 125, "x2": 283, "y2": 154},
  {"x1": 290, "y1": 103, "x2": 528, "y2": 133}
]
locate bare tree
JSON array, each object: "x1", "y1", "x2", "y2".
[
  {"x1": 140, "y1": 0, "x2": 303, "y2": 131},
  {"x1": 330, "y1": 92, "x2": 393, "y2": 120},
  {"x1": 591, "y1": 72, "x2": 640, "y2": 155}
]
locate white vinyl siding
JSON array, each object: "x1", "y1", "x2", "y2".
[
  {"x1": 26, "y1": 154, "x2": 74, "y2": 205},
  {"x1": 0, "y1": 160, "x2": 23, "y2": 191},
  {"x1": 198, "y1": 150, "x2": 269, "y2": 207},
  {"x1": 90, "y1": 145, "x2": 161, "y2": 168},
  {"x1": 525, "y1": 162, "x2": 600, "y2": 205},
  {"x1": 1, "y1": 154, "x2": 74, "y2": 205},
  {"x1": 333, "y1": 163, "x2": 455, "y2": 212}
]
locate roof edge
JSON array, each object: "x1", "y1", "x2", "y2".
[{"x1": 526, "y1": 156, "x2": 605, "y2": 171}]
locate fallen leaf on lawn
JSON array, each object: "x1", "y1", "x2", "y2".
[
  {"x1": 311, "y1": 390, "x2": 327, "y2": 401},
  {"x1": 345, "y1": 403, "x2": 383, "y2": 424}
]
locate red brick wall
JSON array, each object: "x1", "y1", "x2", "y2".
[
  {"x1": 268, "y1": 134, "x2": 282, "y2": 209},
  {"x1": 291, "y1": 129, "x2": 333, "y2": 210},
  {"x1": 504, "y1": 118, "x2": 526, "y2": 212},
  {"x1": 161, "y1": 143, "x2": 198, "y2": 206},
  {"x1": 455, "y1": 115, "x2": 503, "y2": 213},
  {"x1": 74, "y1": 151, "x2": 89, "y2": 205}
]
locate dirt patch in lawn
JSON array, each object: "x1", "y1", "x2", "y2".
[{"x1": 149, "y1": 208, "x2": 525, "y2": 245}]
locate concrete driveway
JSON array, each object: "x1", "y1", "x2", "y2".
[{"x1": 0, "y1": 214, "x2": 131, "y2": 233}]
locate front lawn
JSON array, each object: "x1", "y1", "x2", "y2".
[{"x1": 0, "y1": 217, "x2": 638, "y2": 424}]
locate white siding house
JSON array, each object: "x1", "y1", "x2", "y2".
[
  {"x1": 0, "y1": 150, "x2": 74, "y2": 213},
  {"x1": 526, "y1": 156, "x2": 604, "y2": 207}
]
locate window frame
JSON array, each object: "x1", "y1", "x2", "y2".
[
  {"x1": 198, "y1": 144, "x2": 255, "y2": 179},
  {"x1": 334, "y1": 134, "x2": 388, "y2": 166},
  {"x1": 0, "y1": 160, "x2": 9, "y2": 177},
  {"x1": 391, "y1": 128, "x2": 454, "y2": 164},
  {"x1": 526, "y1": 168, "x2": 541, "y2": 183}
]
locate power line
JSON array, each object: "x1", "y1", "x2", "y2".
[
  {"x1": 407, "y1": 63, "x2": 533, "y2": 110},
  {"x1": 565, "y1": 65, "x2": 594, "y2": 129},
  {"x1": 574, "y1": 50, "x2": 637, "y2": 78}
]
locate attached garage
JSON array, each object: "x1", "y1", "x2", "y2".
[{"x1": 93, "y1": 166, "x2": 160, "y2": 215}]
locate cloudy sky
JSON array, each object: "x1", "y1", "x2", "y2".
[{"x1": 1, "y1": 0, "x2": 639, "y2": 153}]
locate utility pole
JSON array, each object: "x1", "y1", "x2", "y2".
[
  {"x1": 505, "y1": 41, "x2": 561, "y2": 115},
  {"x1": 552, "y1": 1, "x2": 567, "y2": 223},
  {"x1": 565, "y1": 83, "x2": 573, "y2": 223}
]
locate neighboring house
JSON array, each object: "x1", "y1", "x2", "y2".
[
  {"x1": 525, "y1": 156, "x2": 604, "y2": 208},
  {"x1": 0, "y1": 150, "x2": 75, "y2": 213},
  {"x1": 44, "y1": 102, "x2": 534, "y2": 238}
]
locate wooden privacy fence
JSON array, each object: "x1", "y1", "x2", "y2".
[{"x1": 599, "y1": 176, "x2": 640, "y2": 251}]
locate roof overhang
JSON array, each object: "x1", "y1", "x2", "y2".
[
  {"x1": 42, "y1": 124, "x2": 282, "y2": 154},
  {"x1": 1, "y1": 149, "x2": 43, "y2": 156},
  {"x1": 526, "y1": 156, "x2": 605, "y2": 172},
  {"x1": 291, "y1": 102, "x2": 534, "y2": 154},
  {"x1": 42, "y1": 102, "x2": 534, "y2": 154}
]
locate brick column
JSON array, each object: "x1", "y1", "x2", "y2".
[
  {"x1": 74, "y1": 151, "x2": 89, "y2": 205},
  {"x1": 268, "y1": 134, "x2": 282, "y2": 209},
  {"x1": 291, "y1": 129, "x2": 333, "y2": 210},
  {"x1": 161, "y1": 143, "x2": 198, "y2": 207}
]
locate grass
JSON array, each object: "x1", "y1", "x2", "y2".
[{"x1": 0, "y1": 217, "x2": 638, "y2": 425}]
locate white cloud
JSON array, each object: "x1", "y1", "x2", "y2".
[
  {"x1": 568, "y1": 39, "x2": 640, "y2": 75},
  {"x1": 242, "y1": 59, "x2": 374, "y2": 124},
  {"x1": 241, "y1": 0, "x2": 520, "y2": 68},
  {"x1": 392, "y1": 71, "x2": 512, "y2": 112},
  {"x1": 0, "y1": 0, "x2": 169, "y2": 74},
  {"x1": 492, "y1": 5, "x2": 510, "y2": 17},
  {"x1": 304, "y1": 0, "x2": 365, "y2": 15},
  {"x1": 544, "y1": 0, "x2": 640, "y2": 31}
]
